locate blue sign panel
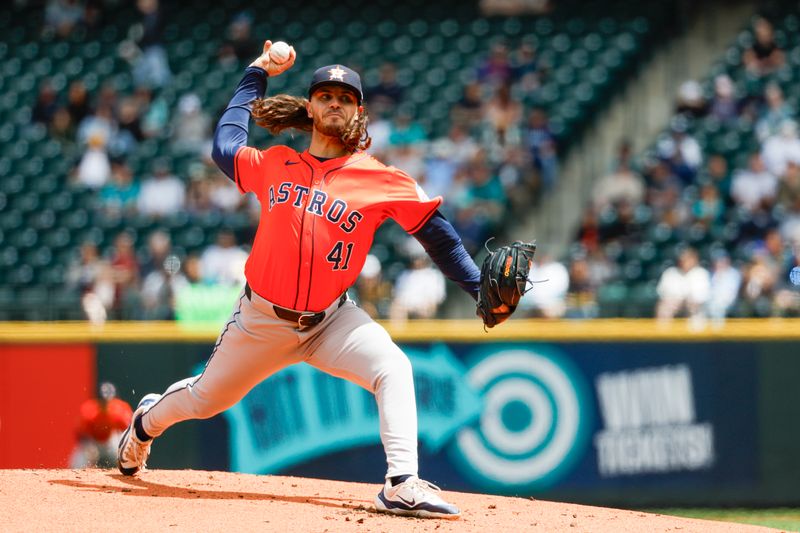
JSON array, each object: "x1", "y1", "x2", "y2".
[{"x1": 217, "y1": 341, "x2": 757, "y2": 497}]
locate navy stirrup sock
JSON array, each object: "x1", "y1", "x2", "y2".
[
  {"x1": 390, "y1": 475, "x2": 412, "y2": 487},
  {"x1": 134, "y1": 415, "x2": 153, "y2": 442}
]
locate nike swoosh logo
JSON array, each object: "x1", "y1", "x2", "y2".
[
  {"x1": 285, "y1": 160, "x2": 300, "y2": 165},
  {"x1": 397, "y1": 495, "x2": 417, "y2": 507}
]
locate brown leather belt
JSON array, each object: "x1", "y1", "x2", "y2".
[{"x1": 245, "y1": 283, "x2": 346, "y2": 329}]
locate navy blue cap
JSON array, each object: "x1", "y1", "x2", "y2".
[{"x1": 308, "y1": 65, "x2": 363, "y2": 103}]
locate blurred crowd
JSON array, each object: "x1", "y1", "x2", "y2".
[
  {"x1": 33, "y1": 1, "x2": 557, "y2": 322},
  {"x1": 554, "y1": 15, "x2": 800, "y2": 322}
]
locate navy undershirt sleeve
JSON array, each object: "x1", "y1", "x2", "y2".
[
  {"x1": 211, "y1": 67, "x2": 268, "y2": 180},
  {"x1": 412, "y1": 211, "x2": 481, "y2": 300}
]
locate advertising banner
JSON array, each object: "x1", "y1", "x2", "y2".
[{"x1": 220, "y1": 341, "x2": 758, "y2": 502}]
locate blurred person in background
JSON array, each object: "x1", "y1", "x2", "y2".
[
  {"x1": 186, "y1": 172, "x2": 214, "y2": 215},
  {"x1": 708, "y1": 74, "x2": 741, "y2": 125},
  {"x1": 141, "y1": 253, "x2": 187, "y2": 320},
  {"x1": 74, "y1": 133, "x2": 112, "y2": 189},
  {"x1": 388, "y1": 110, "x2": 427, "y2": 147},
  {"x1": 755, "y1": 82, "x2": 793, "y2": 143},
  {"x1": 208, "y1": 167, "x2": 244, "y2": 213},
  {"x1": 424, "y1": 124, "x2": 480, "y2": 199},
  {"x1": 139, "y1": 230, "x2": 172, "y2": 279},
  {"x1": 200, "y1": 229, "x2": 248, "y2": 286},
  {"x1": 71, "y1": 382, "x2": 133, "y2": 468},
  {"x1": 477, "y1": 42, "x2": 514, "y2": 89},
  {"x1": 171, "y1": 93, "x2": 212, "y2": 155},
  {"x1": 657, "y1": 116, "x2": 702, "y2": 184},
  {"x1": 731, "y1": 152, "x2": 777, "y2": 213},
  {"x1": 32, "y1": 80, "x2": 59, "y2": 125},
  {"x1": 139, "y1": 86, "x2": 170, "y2": 138},
  {"x1": 114, "y1": 97, "x2": 145, "y2": 155},
  {"x1": 450, "y1": 82, "x2": 484, "y2": 130},
  {"x1": 692, "y1": 182, "x2": 724, "y2": 226},
  {"x1": 740, "y1": 248, "x2": 780, "y2": 317},
  {"x1": 645, "y1": 159, "x2": 684, "y2": 217},
  {"x1": 482, "y1": 82, "x2": 522, "y2": 151},
  {"x1": 136, "y1": 159, "x2": 186, "y2": 218},
  {"x1": 50, "y1": 107, "x2": 76, "y2": 146},
  {"x1": 699, "y1": 153, "x2": 733, "y2": 205},
  {"x1": 522, "y1": 107, "x2": 558, "y2": 192},
  {"x1": 365, "y1": 62, "x2": 405, "y2": 117},
  {"x1": 468, "y1": 159, "x2": 506, "y2": 229},
  {"x1": 777, "y1": 161, "x2": 800, "y2": 206},
  {"x1": 66, "y1": 240, "x2": 115, "y2": 324},
  {"x1": 675, "y1": 80, "x2": 707, "y2": 119},
  {"x1": 565, "y1": 253, "x2": 598, "y2": 319},
  {"x1": 352, "y1": 254, "x2": 393, "y2": 319},
  {"x1": 761, "y1": 119, "x2": 800, "y2": 179},
  {"x1": 44, "y1": 0, "x2": 84, "y2": 39},
  {"x1": 599, "y1": 199, "x2": 642, "y2": 246},
  {"x1": 122, "y1": 0, "x2": 171, "y2": 89},
  {"x1": 497, "y1": 146, "x2": 538, "y2": 214},
  {"x1": 518, "y1": 252, "x2": 569, "y2": 318},
  {"x1": 742, "y1": 17, "x2": 785, "y2": 77},
  {"x1": 511, "y1": 40, "x2": 542, "y2": 92},
  {"x1": 779, "y1": 196, "x2": 800, "y2": 245},
  {"x1": 217, "y1": 11, "x2": 259, "y2": 66},
  {"x1": 707, "y1": 251, "x2": 741, "y2": 325},
  {"x1": 592, "y1": 140, "x2": 645, "y2": 211},
  {"x1": 655, "y1": 246, "x2": 710, "y2": 324},
  {"x1": 109, "y1": 231, "x2": 141, "y2": 319},
  {"x1": 66, "y1": 80, "x2": 92, "y2": 125},
  {"x1": 77, "y1": 103, "x2": 116, "y2": 148},
  {"x1": 390, "y1": 242, "x2": 446, "y2": 321},
  {"x1": 99, "y1": 159, "x2": 140, "y2": 216}
]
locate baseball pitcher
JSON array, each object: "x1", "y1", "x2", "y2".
[{"x1": 117, "y1": 40, "x2": 533, "y2": 519}]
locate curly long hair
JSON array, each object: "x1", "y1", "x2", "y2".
[{"x1": 251, "y1": 94, "x2": 371, "y2": 153}]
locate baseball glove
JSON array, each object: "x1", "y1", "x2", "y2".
[{"x1": 476, "y1": 240, "x2": 537, "y2": 328}]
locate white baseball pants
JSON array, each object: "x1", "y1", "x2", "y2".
[{"x1": 141, "y1": 287, "x2": 419, "y2": 478}]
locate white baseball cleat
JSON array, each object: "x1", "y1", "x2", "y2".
[
  {"x1": 374, "y1": 476, "x2": 461, "y2": 519},
  {"x1": 117, "y1": 393, "x2": 161, "y2": 476}
]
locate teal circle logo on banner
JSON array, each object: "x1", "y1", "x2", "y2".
[{"x1": 449, "y1": 346, "x2": 592, "y2": 492}]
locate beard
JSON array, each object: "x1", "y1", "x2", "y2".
[{"x1": 313, "y1": 115, "x2": 346, "y2": 138}]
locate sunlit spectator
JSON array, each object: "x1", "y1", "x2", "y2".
[
  {"x1": 761, "y1": 119, "x2": 800, "y2": 178},
  {"x1": 707, "y1": 251, "x2": 741, "y2": 322},
  {"x1": 200, "y1": 229, "x2": 248, "y2": 286},
  {"x1": 74, "y1": 133, "x2": 112, "y2": 189},
  {"x1": 137, "y1": 160, "x2": 186, "y2": 218},
  {"x1": 518, "y1": 252, "x2": 569, "y2": 319},
  {"x1": 731, "y1": 152, "x2": 777, "y2": 212},
  {"x1": 172, "y1": 93, "x2": 212, "y2": 155},
  {"x1": 390, "y1": 246, "x2": 446, "y2": 321},
  {"x1": 655, "y1": 247, "x2": 710, "y2": 322}
]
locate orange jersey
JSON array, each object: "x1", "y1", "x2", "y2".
[
  {"x1": 234, "y1": 146, "x2": 441, "y2": 311},
  {"x1": 78, "y1": 398, "x2": 133, "y2": 442}
]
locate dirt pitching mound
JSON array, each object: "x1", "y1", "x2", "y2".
[{"x1": 0, "y1": 469, "x2": 780, "y2": 532}]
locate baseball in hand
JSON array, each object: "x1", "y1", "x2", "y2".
[{"x1": 269, "y1": 41, "x2": 291, "y2": 64}]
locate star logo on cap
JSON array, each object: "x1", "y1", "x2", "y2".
[{"x1": 328, "y1": 66, "x2": 346, "y2": 82}]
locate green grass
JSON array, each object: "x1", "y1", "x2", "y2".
[{"x1": 648, "y1": 508, "x2": 800, "y2": 531}]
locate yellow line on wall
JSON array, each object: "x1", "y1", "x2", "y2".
[{"x1": 2, "y1": 319, "x2": 800, "y2": 343}]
